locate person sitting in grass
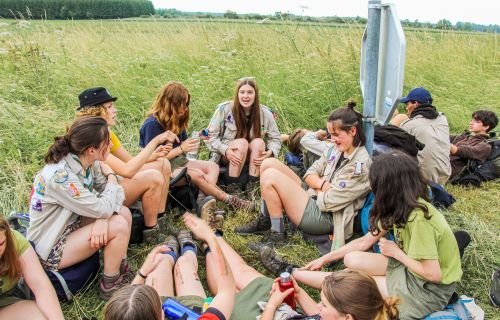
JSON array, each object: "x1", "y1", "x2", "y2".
[
  {"x1": 77, "y1": 87, "x2": 179, "y2": 244},
  {"x1": 449, "y1": 109, "x2": 498, "y2": 179},
  {"x1": 0, "y1": 217, "x2": 64, "y2": 320},
  {"x1": 205, "y1": 77, "x2": 281, "y2": 194},
  {"x1": 27, "y1": 116, "x2": 132, "y2": 300},
  {"x1": 235, "y1": 102, "x2": 371, "y2": 251},
  {"x1": 103, "y1": 213, "x2": 235, "y2": 320},
  {"x1": 140, "y1": 81, "x2": 255, "y2": 215}
]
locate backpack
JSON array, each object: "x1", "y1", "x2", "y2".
[
  {"x1": 167, "y1": 167, "x2": 199, "y2": 212},
  {"x1": 424, "y1": 295, "x2": 485, "y2": 320},
  {"x1": 451, "y1": 137, "x2": 500, "y2": 187},
  {"x1": 8, "y1": 212, "x2": 100, "y2": 302}
]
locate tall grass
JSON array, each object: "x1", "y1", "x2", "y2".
[{"x1": 0, "y1": 19, "x2": 498, "y2": 318}]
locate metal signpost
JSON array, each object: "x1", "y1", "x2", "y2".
[{"x1": 360, "y1": 1, "x2": 406, "y2": 155}]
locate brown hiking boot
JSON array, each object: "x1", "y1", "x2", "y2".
[
  {"x1": 234, "y1": 214, "x2": 271, "y2": 235},
  {"x1": 177, "y1": 229, "x2": 197, "y2": 254},
  {"x1": 226, "y1": 195, "x2": 257, "y2": 211},
  {"x1": 259, "y1": 245, "x2": 296, "y2": 277},
  {"x1": 99, "y1": 274, "x2": 126, "y2": 301},
  {"x1": 142, "y1": 225, "x2": 160, "y2": 245},
  {"x1": 164, "y1": 234, "x2": 180, "y2": 258},
  {"x1": 198, "y1": 196, "x2": 216, "y2": 223}
]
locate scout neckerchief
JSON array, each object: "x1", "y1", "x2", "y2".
[{"x1": 71, "y1": 154, "x2": 94, "y2": 192}]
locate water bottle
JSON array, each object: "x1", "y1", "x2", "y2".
[
  {"x1": 279, "y1": 272, "x2": 296, "y2": 310},
  {"x1": 162, "y1": 298, "x2": 200, "y2": 320},
  {"x1": 186, "y1": 131, "x2": 200, "y2": 160}
]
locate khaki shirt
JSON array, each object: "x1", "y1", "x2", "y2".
[
  {"x1": 304, "y1": 146, "x2": 371, "y2": 250},
  {"x1": 401, "y1": 113, "x2": 451, "y2": 185},
  {"x1": 27, "y1": 154, "x2": 125, "y2": 260},
  {"x1": 204, "y1": 101, "x2": 282, "y2": 163}
]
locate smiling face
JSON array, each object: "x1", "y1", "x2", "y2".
[
  {"x1": 102, "y1": 101, "x2": 117, "y2": 126},
  {"x1": 318, "y1": 291, "x2": 349, "y2": 320},
  {"x1": 238, "y1": 84, "x2": 256, "y2": 110},
  {"x1": 327, "y1": 121, "x2": 356, "y2": 155}
]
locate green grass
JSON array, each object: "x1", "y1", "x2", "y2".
[{"x1": 0, "y1": 18, "x2": 499, "y2": 319}]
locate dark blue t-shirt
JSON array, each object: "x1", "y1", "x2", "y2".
[{"x1": 139, "y1": 116, "x2": 187, "y2": 148}]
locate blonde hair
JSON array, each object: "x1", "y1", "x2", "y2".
[
  {"x1": 76, "y1": 104, "x2": 108, "y2": 119},
  {"x1": 103, "y1": 285, "x2": 162, "y2": 320},
  {"x1": 322, "y1": 270, "x2": 399, "y2": 320},
  {"x1": 147, "y1": 81, "x2": 190, "y2": 135}
]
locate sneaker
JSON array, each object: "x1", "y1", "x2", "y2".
[
  {"x1": 143, "y1": 225, "x2": 160, "y2": 245},
  {"x1": 99, "y1": 274, "x2": 126, "y2": 300},
  {"x1": 177, "y1": 229, "x2": 197, "y2": 253},
  {"x1": 226, "y1": 195, "x2": 256, "y2": 211},
  {"x1": 259, "y1": 245, "x2": 292, "y2": 277},
  {"x1": 164, "y1": 234, "x2": 180, "y2": 258},
  {"x1": 234, "y1": 214, "x2": 271, "y2": 235},
  {"x1": 490, "y1": 268, "x2": 500, "y2": 307}
]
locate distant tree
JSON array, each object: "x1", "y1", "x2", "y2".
[
  {"x1": 223, "y1": 10, "x2": 239, "y2": 19},
  {"x1": 436, "y1": 19, "x2": 452, "y2": 30}
]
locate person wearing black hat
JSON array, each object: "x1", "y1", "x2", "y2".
[
  {"x1": 390, "y1": 87, "x2": 451, "y2": 185},
  {"x1": 77, "y1": 87, "x2": 178, "y2": 245}
]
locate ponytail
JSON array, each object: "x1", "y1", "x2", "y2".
[
  {"x1": 375, "y1": 297, "x2": 400, "y2": 320},
  {"x1": 44, "y1": 116, "x2": 109, "y2": 164}
]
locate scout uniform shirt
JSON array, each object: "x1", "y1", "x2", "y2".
[
  {"x1": 205, "y1": 101, "x2": 282, "y2": 163},
  {"x1": 27, "y1": 153, "x2": 125, "y2": 261},
  {"x1": 304, "y1": 146, "x2": 371, "y2": 250}
]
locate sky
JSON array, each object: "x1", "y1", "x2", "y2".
[{"x1": 151, "y1": 0, "x2": 499, "y2": 25}]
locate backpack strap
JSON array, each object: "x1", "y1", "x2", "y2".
[{"x1": 48, "y1": 269, "x2": 73, "y2": 301}]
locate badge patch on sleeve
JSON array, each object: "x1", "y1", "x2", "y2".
[
  {"x1": 226, "y1": 112, "x2": 234, "y2": 124},
  {"x1": 68, "y1": 183, "x2": 80, "y2": 197},
  {"x1": 353, "y1": 161, "x2": 364, "y2": 176},
  {"x1": 35, "y1": 176, "x2": 46, "y2": 196},
  {"x1": 327, "y1": 152, "x2": 336, "y2": 164},
  {"x1": 339, "y1": 181, "x2": 347, "y2": 188},
  {"x1": 31, "y1": 198, "x2": 42, "y2": 212},
  {"x1": 53, "y1": 168, "x2": 69, "y2": 183}
]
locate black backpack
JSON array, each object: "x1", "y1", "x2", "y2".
[{"x1": 451, "y1": 137, "x2": 500, "y2": 187}]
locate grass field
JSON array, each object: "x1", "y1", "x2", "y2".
[{"x1": 0, "y1": 18, "x2": 499, "y2": 319}]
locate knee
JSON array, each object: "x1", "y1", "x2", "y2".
[
  {"x1": 232, "y1": 138, "x2": 249, "y2": 152},
  {"x1": 188, "y1": 168, "x2": 205, "y2": 182},
  {"x1": 206, "y1": 161, "x2": 220, "y2": 175},
  {"x1": 261, "y1": 157, "x2": 280, "y2": 172},
  {"x1": 250, "y1": 138, "x2": 265, "y2": 150},
  {"x1": 158, "y1": 158, "x2": 171, "y2": 177},
  {"x1": 260, "y1": 168, "x2": 279, "y2": 187},
  {"x1": 148, "y1": 170, "x2": 166, "y2": 188},
  {"x1": 118, "y1": 206, "x2": 132, "y2": 225},
  {"x1": 109, "y1": 213, "x2": 131, "y2": 237},
  {"x1": 175, "y1": 254, "x2": 196, "y2": 270},
  {"x1": 343, "y1": 251, "x2": 362, "y2": 269}
]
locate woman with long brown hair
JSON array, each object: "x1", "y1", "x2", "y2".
[
  {"x1": 205, "y1": 77, "x2": 281, "y2": 193},
  {"x1": 140, "y1": 81, "x2": 255, "y2": 217},
  {"x1": 27, "y1": 116, "x2": 131, "y2": 300},
  {"x1": 0, "y1": 217, "x2": 64, "y2": 319}
]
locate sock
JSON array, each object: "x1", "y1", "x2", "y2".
[
  {"x1": 164, "y1": 251, "x2": 178, "y2": 263},
  {"x1": 102, "y1": 272, "x2": 120, "y2": 288},
  {"x1": 226, "y1": 176, "x2": 240, "y2": 185},
  {"x1": 181, "y1": 244, "x2": 197, "y2": 256},
  {"x1": 248, "y1": 175, "x2": 259, "y2": 182},
  {"x1": 144, "y1": 223, "x2": 157, "y2": 230},
  {"x1": 203, "y1": 245, "x2": 211, "y2": 256},
  {"x1": 270, "y1": 217, "x2": 285, "y2": 233}
]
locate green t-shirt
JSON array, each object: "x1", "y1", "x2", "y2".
[
  {"x1": 393, "y1": 199, "x2": 462, "y2": 284},
  {"x1": 0, "y1": 230, "x2": 29, "y2": 294}
]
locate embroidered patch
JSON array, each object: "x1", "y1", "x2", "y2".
[
  {"x1": 31, "y1": 198, "x2": 42, "y2": 212},
  {"x1": 354, "y1": 162, "x2": 364, "y2": 175},
  {"x1": 35, "y1": 176, "x2": 46, "y2": 196},
  {"x1": 53, "y1": 168, "x2": 69, "y2": 183},
  {"x1": 339, "y1": 181, "x2": 347, "y2": 188},
  {"x1": 68, "y1": 183, "x2": 80, "y2": 197},
  {"x1": 226, "y1": 113, "x2": 234, "y2": 124},
  {"x1": 327, "y1": 152, "x2": 336, "y2": 164}
]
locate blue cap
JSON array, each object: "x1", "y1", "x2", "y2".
[{"x1": 400, "y1": 87, "x2": 433, "y2": 104}]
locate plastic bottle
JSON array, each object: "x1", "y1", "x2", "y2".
[
  {"x1": 279, "y1": 272, "x2": 296, "y2": 310},
  {"x1": 162, "y1": 298, "x2": 200, "y2": 320},
  {"x1": 186, "y1": 131, "x2": 200, "y2": 160}
]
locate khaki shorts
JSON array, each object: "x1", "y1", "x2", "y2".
[
  {"x1": 232, "y1": 277, "x2": 274, "y2": 320},
  {"x1": 298, "y1": 197, "x2": 333, "y2": 235},
  {"x1": 0, "y1": 284, "x2": 28, "y2": 308},
  {"x1": 387, "y1": 258, "x2": 456, "y2": 320},
  {"x1": 161, "y1": 295, "x2": 204, "y2": 310}
]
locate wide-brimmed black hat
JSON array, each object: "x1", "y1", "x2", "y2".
[{"x1": 77, "y1": 87, "x2": 117, "y2": 110}]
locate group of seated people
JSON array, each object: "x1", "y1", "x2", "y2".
[{"x1": 0, "y1": 79, "x2": 497, "y2": 319}]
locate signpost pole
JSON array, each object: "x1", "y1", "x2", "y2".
[{"x1": 363, "y1": 0, "x2": 381, "y2": 156}]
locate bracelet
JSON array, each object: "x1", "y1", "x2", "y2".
[
  {"x1": 179, "y1": 145, "x2": 185, "y2": 154},
  {"x1": 137, "y1": 270, "x2": 147, "y2": 279},
  {"x1": 320, "y1": 180, "x2": 326, "y2": 191},
  {"x1": 105, "y1": 173, "x2": 118, "y2": 180}
]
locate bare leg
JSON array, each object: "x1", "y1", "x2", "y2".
[
  {"x1": 174, "y1": 251, "x2": 206, "y2": 298},
  {"x1": 121, "y1": 169, "x2": 167, "y2": 227},
  {"x1": 226, "y1": 138, "x2": 249, "y2": 177},
  {"x1": 260, "y1": 158, "x2": 303, "y2": 185},
  {"x1": 248, "y1": 138, "x2": 266, "y2": 177},
  {"x1": 59, "y1": 213, "x2": 130, "y2": 275},
  {"x1": 186, "y1": 167, "x2": 228, "y2": 201},
  {"x1": 344, "y1": 251, "x2": 388, "y2": 276},
  {"x1": 0, "y1": 300, "x2": 46, "y2": 320},
  {"x1": 291, "y1": 269, "x2": 332, "y2": 289},
  {"x1": 141, "y1": 158, "x2": 171, "y2": 210},
  {"x1": 206, "y1": 237, "x2": 263, "y2": 294},
  {"x1": 146, "y1": 253, "x2": 175, "y2": 297},
  {"x1": 260, "y1": 167, "x2": 310, "y2": 223},
  {"x1": 185, "y1": 159, "x2": 219, "y2": 185}
]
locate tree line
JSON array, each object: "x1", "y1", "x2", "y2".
[{"x1": 0, "y1": 0, "x2": 154, "y2": 19}]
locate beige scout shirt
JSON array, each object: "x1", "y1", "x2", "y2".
[
  {"x1": 401, "y1": 114, "x2": 451, "y2": 185},
  {"x1": 205, "y1": 101, "x2": 282, "y2": 163},
  {"x1": 304, "y1": 146, "x2": 371, "y2": 250},
  {"x1": 27, "y1": 154, "x2": 125, "y2": 260}
]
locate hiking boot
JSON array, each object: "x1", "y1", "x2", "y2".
[
  {"x1": 261, "y1": 230, "x2": 287, "y2": 247},
  {"x1": 157, "y1": 215, "x2": 171, "y2": 235},
  {"x1": 259, "y1": 245, "x2": 292, "y2": 277},
  {"x1": 198, "y1": 196, "x2": 216, "y2": 222},
  {"x1": 234, "y1": 214, "x2": 271, "y2": 235},
  {"x1": 164, "y1": 234, "x2": 180, "y2": 258},
  {"x1": 177, "y1": 229, "x2": 197, "y2": 254},
  {"x1": 99, "y1": 274, "x2": 126, "y2": 300},
  {"x1": 210, "y1": 210, "x2": 225, "y2": 232},
  {"x1": 225, "y1": 182, "x2": 243, "y2": 195},
  {"x1": 120, "y1": 262, "x2": 135, "y2": 284},
  {"x1": 142, "y1": 225, "x2": 160, "y2": 245},
  {"x1": 490, "y1": 268, "x2": 500, "y2": 307},
  {"x1": 226, "y1": 195, "x2": 256, "y2": 211}
]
